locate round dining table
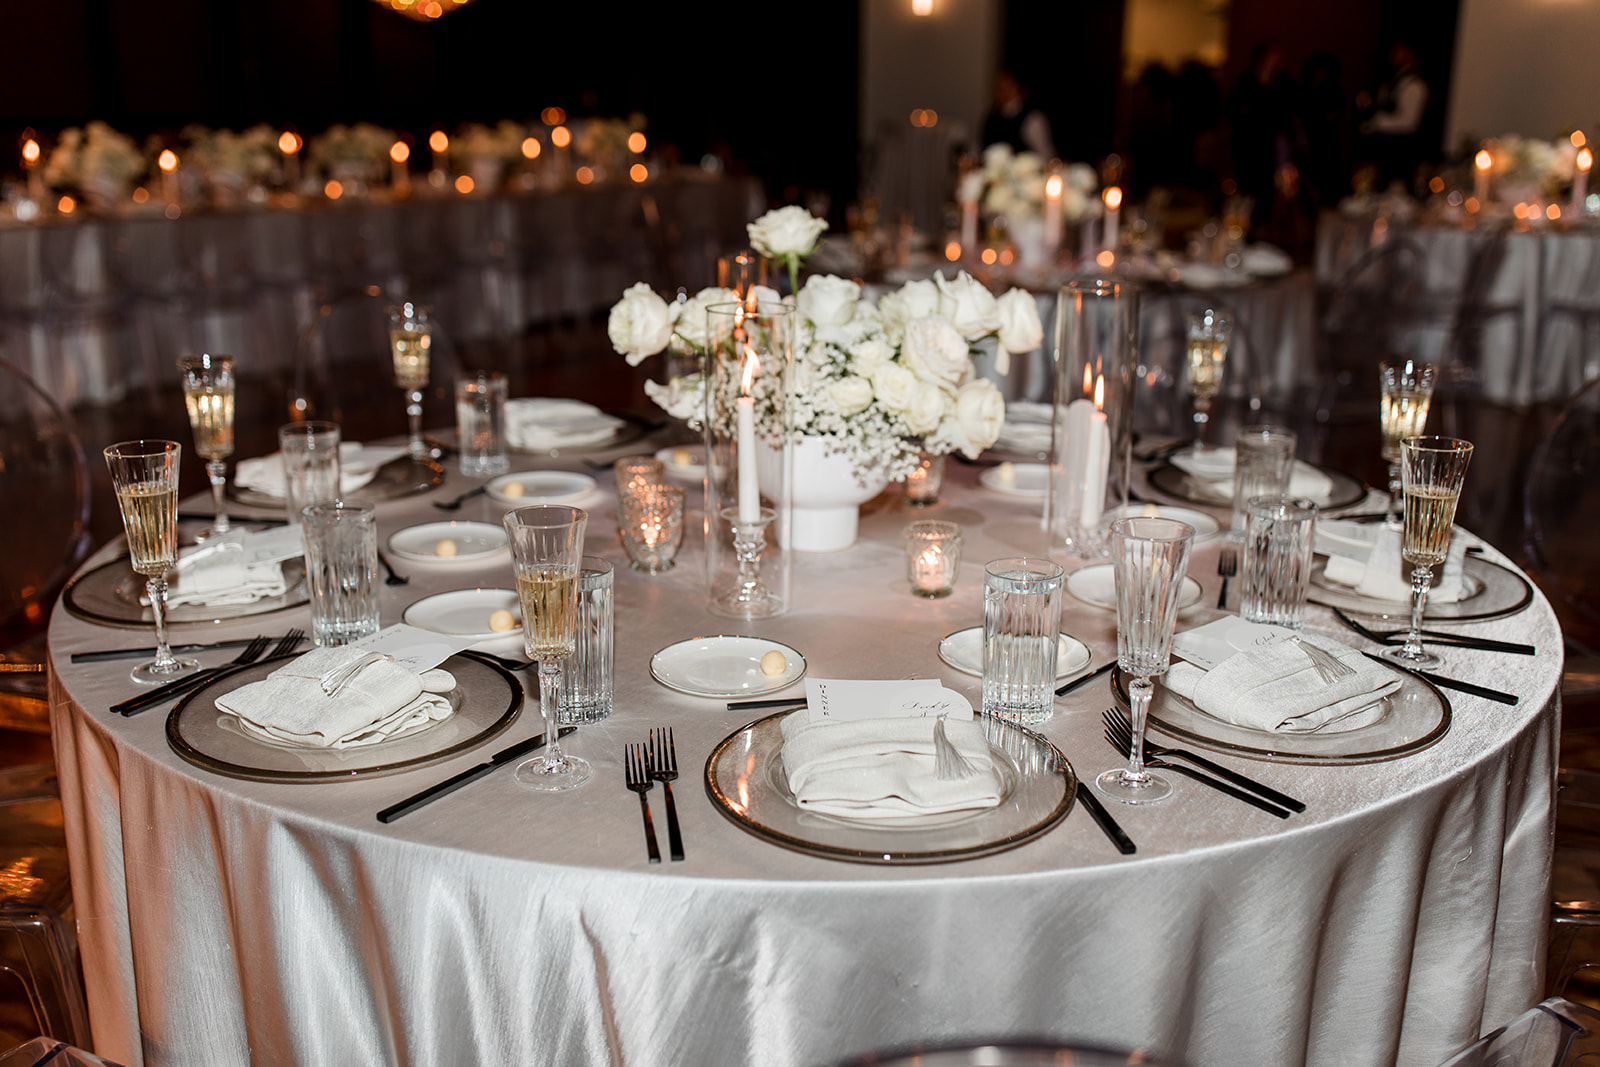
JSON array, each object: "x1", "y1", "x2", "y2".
[{"x1": 46, "y1": 440, "x2": 1558, "y2": 1067}]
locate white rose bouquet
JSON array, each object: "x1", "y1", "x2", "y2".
[
  {"x1": 307, "y1": 123, "x2": 397, "y2": 173},
  {"x1": 182, "y1": 124, "x2": 280, "y2": 183},
  {"x1": 43, "y1": 121, "x2": 145, "y2": 189},
  {"x1": 1484, "y1": 135, "x2": 1580, "y2": 199},
  {"x1": 959, "y1": 144, "x2": 1100, "y2": 223},
  {"x1": 450, "y1": 121, "x2": 526, "y2": 163}
]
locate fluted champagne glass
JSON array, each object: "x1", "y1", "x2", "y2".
[
  {"x1": 1379, "y1": 360, "x2": 1435, "y2": 526},
  {"x1": 104, "y1": 440, "x2": 199, "y2": 684},
  {"x1": 1098, "y1": 517, "x2": 1195, "y2": 805},
  {"x1": 505, "y1": 505, "x2": 591, "y2": 790},
  {"x1": 1185, "y1": 310, "x2": 1229, "y2": 449},
  {"x1": 1382, "y1": 436, "x2": 1472, "y2": 669},
  {"x1": 176, "y1": 354, "x2": 235, "y2": 538},
  {"x1": 388, "y1": 301, "x2": 433, "y2": 458}
]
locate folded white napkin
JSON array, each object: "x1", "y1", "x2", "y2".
[
  {"x1": 504, "y1": 398, "x2": 624, "y2": 451},
  {"x1": 779, "y1": 712, "x2": 1001, "y2": 820},
  {"x1": 215, "y1": 645, "x2": 456, "y2": 748},
  {"x1": 1240, "y1": 244, "x2": 1292, "y2": 276},
  {"x1": 997, "y1": 402, "x2": 1055, "y2": 454},
  {"x1": 165, "y1": 541, "x2": 287, "y2": 607},
  {"x1": 1166, "y1": 633, "x2": 1400, "y2": 733},
  {"x1": 1169, "y1": 447, "x2": 1334, "y2": 500},
  {"x1": 234, "y1": 443, "x2": 406, "y2": 498},
  {"x1": 1317, "y1": 520, "x2": 1466, "y2": 603}
]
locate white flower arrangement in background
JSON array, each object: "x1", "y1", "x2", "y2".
[
  {"x1": 43, "y1": 121, "x2": 145, "y2": 188},
  {"x1": 958, "y1": 144, "x2": 1099, "y2": 223},
  {"x1": 1483, "y1": 135, "x2": 1580, "y2": 198},
  {"x1": 450, "y1": 121, "x2": 526, "y2": 163},
  {"x1": 182, "y1": 124, "x2": 280, "y2": 182},
  {"x1": 307, "y1": 123, "x2": 397, "y2": 172}
]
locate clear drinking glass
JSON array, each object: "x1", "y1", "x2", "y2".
[
  {"x1": 557, "y1": 557, "x2": 613, "y2": 725},
  {"x1": 1229, "y1": 425, "x2": 1297, "y2": 539},
  {"x1": 279, "y1": 421, "x2": 342, "y2": 525},
  {"x1": 619, "y1": 483, "x2": 685, "y2": 574},
  {"x1": 505, "y1": 505, "x2": 591, "y2": 790},
  {"x1": 1383, "y1": 437, "x2": 1473, "y2": 668},
  {"x1": 1379, "y1": 360, "x2": 1436, "y2": 526},
  {"x1": 1185, "y1": 310, "x2": 1229, "y2": 449},
  {"x1": 905, "y1": 520, "x2": 962, "y2": 598},
  {"x1": 300, "y1": 502, "x2": 380, "y2": 647},
  {"x1": 176, "y1": 354, "x2": 235, "y2": 538},
  {"x1": 1097, "y1": 517, "x2": 1196, "y2": 805},
  {"x1": 981, "y1": 557, "x2": 1066, "y2": 725},
  {"x1": 903, "y1": 451, "x2": 946, "y2": 506},
  {"x1": 387, "y1": 301, "x2": 433, "y2": 458},
  {"x1": 104, "y1": 440, "x2": 199, "y2": 684},
  {"x1": 455, "y1": 372, "x2": 509, "y2": 477},
  {"x1": 1239, "y1": 497, "x2": 1318, "y2": 630}
]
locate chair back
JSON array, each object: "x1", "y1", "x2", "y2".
[{"x1": 1524, "y1": 375, "x2": 1600, "y2": 652}]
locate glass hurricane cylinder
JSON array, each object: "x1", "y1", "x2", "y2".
[
  {"x1": 703, "y1": 300, "x2": 792, "y2": 618},
  {"x1": 1048, "y1": 279, "x2": 1138, "y2": 559}
]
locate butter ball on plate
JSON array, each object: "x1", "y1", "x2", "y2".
[
  {"x1": 488, "y1": 609, "x2": 517, "y2": 633},
  {"x1": 760, "y1": 650, "x2": 787, "y2": 676},
  {"x1": 435, "y1": 539, "x2": 458, "y2": 557}
]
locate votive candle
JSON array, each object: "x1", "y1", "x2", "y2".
[{"x1": 905, "y1": 520, "x2": 962, "y2": 598}]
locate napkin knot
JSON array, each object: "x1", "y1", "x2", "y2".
[{"x1": 1166, "y1": 633, "x2": 1399, "y2": 734}]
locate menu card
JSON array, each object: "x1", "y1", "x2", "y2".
[{"x1": 803, "y1": 678, "x2": 973, "y2": 724}]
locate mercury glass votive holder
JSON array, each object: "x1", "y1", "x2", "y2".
[
  {"x1": 621, "y1": 483, "x2": 686, "y2": 574},
  {"x1": 614, "y1": 455, "x2": 666, "y2": 525},
  {"x1": 905, "y1": 520, "x2": 962, "y2": 598},
  {"x1": 904, "y1": 451, "x2": 946, "y2": 506}
]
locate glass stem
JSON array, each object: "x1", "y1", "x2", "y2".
[
  {"x1": 207, "y1": 459, "x2": 230, "y2": 534},
  {"x1": 148, "y1": 575, "x2": 177, "y2": 670},
  {"x1": 1126, "y1": 675, "x2": 1153, "y2": 783},
  {"x1": 407, "y1": 389, "x2": 425, "y2": 456},
  {"x1": 538, "y1": 661, "x2": 566, "y2": 768},
  {"x1": 1385, "y1": 462, "x2": 1401, "y2": 525},
  {"x1": 1402, "y1": 565, "x2": 1433, "y2": 659}
]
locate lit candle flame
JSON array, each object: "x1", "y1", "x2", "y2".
[
  {"x1": 1094, "y1": 374, "x2": 1105, "y2": 411},
  {"x1": 1103, "y1": 186, "x2": 1123, "y2": 211},
  {"x1": 429, "y1": 130, "x2": 449, "y2": 154},
  {"x1": 1581, "y1": 147, "x2": 1594, "y2": 172},
  {"x1": 551, "y1": 126, "x2": 571, "y2": 149},
  {"x1": 521, "y1": 137, "x2": 541, "y2": 160},
  {"x1": 742, "y1": 345, "x2": 761, "y2": 393},
  {"x1": 1573, "y1": 131, "x2": 1588, "y2": 148},
  {"x1": 158, "y1": 150, "x2": 178, "y2": 172},
  {"x1": 1046, "y1": 174, "x2": 1062, "y2": 199},
  {"x1": 21, "y1": 139, "x2": 39, "y2": 166},
  {"x1": 1082, "y1": 361, "x2": 1092, "y2": 396},
  {"x1": 390, "y1": 140, "x2": 410, "y2": 164},
  {"x1": 278, "y1": 131, "x2": 300, "y2": 155},
  {"x1": 627, "y1": 131, "x2": 647, "y2": 154},
  {"x1": 1475, "y1": 149, "x2": 1493, "y2": 172}
]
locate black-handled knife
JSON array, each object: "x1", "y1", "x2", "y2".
[
  {"x1": 1159, "y1": 762, "x2": 1292, "y2": 818},
  {"x1": 1074, "y1": 782, "x2": 1136, "y2": 854},
  {"x1": 110, "y1": 664, "x2": 236, "y2": 715},
  {"x1": 1151, "y1": 746, "x2": 1306, "y2": 814},
  {"x1": 1360, "y1": 651, "x2": 1520, "y2": 706},
  {"x1": 377, "y1": 727, "x2": 578, "y2": 822},
  {"x1": 74, "y1": 638, "x2": 262, "y2": 664},
  {"x1": 1057, "y1": 662, "x2": 1114, "y2": 697}
]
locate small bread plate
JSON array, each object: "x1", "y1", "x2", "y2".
[
  {"x1": 937, "y1": 627, "x2": 1092, "y2": 682},
  {"x1": 1102, "y1": 503, "x2": 1222, "y2": 544},
  {"x1": 979, "y1": 462, "x2": 1049, "y2": 499},
  {"x1": 387, "y1": 521, "x2": 508, "y2": 564},
  {"x1": 402, "y1": 588, "x2": 522, "y2": 642},
  {"x1": 655, "y1": 445, "x2": 707, "y2": 484},
  {"x1": 650, "y1": 636, "x2": 807, "y2": 698},
  {"x1": 486, "y1": 471, "x2": 597, "y2": 506},
  {"x1": 1066, "y1": 563, "x2": 1204, "y2": 614}
]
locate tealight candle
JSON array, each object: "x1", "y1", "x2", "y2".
[
  {"x1": 620, "y1": 483, "x2": 685, "y2": 574},
  {"x1": 905, "y1": 520, "x2": 962, "y2": 598},
  {"x1": 903, "y1": 451, "x2": 946, "y2": 507}
]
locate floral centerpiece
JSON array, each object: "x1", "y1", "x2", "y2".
[
  {"x1": 1484, "y1": 135, "x2": 1580, "y2": 200},
  {"x1": 42, "y1": 122, "x2": 146, "y2": 207},
  {"x1": 450, "y1": 121, "x2": 526, "y2": 164},
  {"x1": 572, "y1": 116, "x2": 643, "y2": 176},
  {"x1": 182, "y1": 124, "x2": 278, "y2": 204},
  {"x1": 608, "y1": 208, "x2": 1045, "y2": 487},
  {"x1": 958, "y1": 144, "x2": 1099, "y2": 222},
  {"x1": 307, "y1": 123, "x2": 396, "y2": 181}
]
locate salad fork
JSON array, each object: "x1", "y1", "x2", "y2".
[
  {"x1": 625, "y1": 744, "x2": 661, "y2": 864},
  {"x1": 1102, "y1": 708, "x2": 1306, "y2": 813},
  {"x1": 111, "y1": 634, "x2": 272, "y2": 715},
  {"x1": 649, "y1": 728, "x2": 685, "y2": 862},
  {"x1": 1099, "y1": 724, "x2": 1290, "y2": 818}
]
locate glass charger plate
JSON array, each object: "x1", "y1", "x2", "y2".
[
  {"x1": 1110, "y1": 664, "x2": 1450, "y2": 764},
  {"x1": 1148, "y1": 461, "x2": 1366, "y2": 511},
  {"x1": 226, "y1": 456, "x2": 445, "y2": 510},
  {"x1": 704, "y1": 712, "x2": 1076, "y2": 864},
  {"x1": 62, "y1": 556, "x2": 309, "y2": 628},
  {"x1": 507, "y1": 412, "x2": 650, "y2": 456},
  {"x1": 1307, "y1": 554, "x2": 1532, "y2": 623},
  {"x1": 166, "y1": 650, "x2": 523, "y2": 782}
]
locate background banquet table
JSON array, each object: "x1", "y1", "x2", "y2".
[
  {"x1": 46, "y1": 448, "x2": 1557, "y2": 1067},
  {"x1": 0, "y1": 172, "x2": 763, "y2": 409}
]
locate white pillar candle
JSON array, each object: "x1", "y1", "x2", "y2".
[
  {"x1": 1474, "y1": 149, "x2": 1492, "y2": 206},
  {"x1": 737, "y1": 348, "x2": 761, "y2": 524},
  {"x1": 1102, "y1": 187, "x2": 1122, "y2": 253},
  {"x1": 1064, "y1": 389, "x2": 1109, "y2": 528},
  {"x1": 1043, "y1": 174, "x2": 1063, "y2": 261},
  {"x1": 1574, "y1": 148, "x2": 1592, "y2": 214},
  {"x1": 961, "y1": 200, "x2": 978, "y2": 257}
]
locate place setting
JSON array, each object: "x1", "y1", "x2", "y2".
[{"x1": 229, "y1": 425, "x2": 443, "y2": 511}]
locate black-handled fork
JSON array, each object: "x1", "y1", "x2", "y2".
[
  {"x1": 1216, "y1": 547, "x2": 1237, "y2": 610},
  {"x1": 1323, "y1": 604, "x2": 1534, "y2": 656},
  {"x1": 1102, "y1": 708, "x2": 1305, "y2": 813},
  {"x1": 432, "y1": 485, "x2": 487, "y2": 512},
  {"x1": 649, "y1": 727, "x2": 685, "y2": 862},
  {"x1": 1100, "y1": 724, "x2": 1291, "y2": 819},
  {"x1": 624, "y1": 744, "x2": 661, "y2": 864},
  {"x1": 376, "y1": 550, "x2": 409, "y2": 586},
  {"x1": 110, "y1": 634, "x2": 271, "y2": 716}
]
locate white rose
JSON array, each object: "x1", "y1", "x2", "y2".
[
  {"x1": 828, "y1": 375, "x2": 875, "y2": 417},
  {"x1": 607, "y1": 282, "x2": 673, "y2": 365},
  {"x1": 957, "y1": 171, "x2": 985, "y2": 204},
  {"x1": 850, "y1": 337, "x2": 894, "y2": 374},
  {"x1": 670, "y1": 286, "x2": 738, "y2": 351},
  {"x1": 905, "y1": 381, "x2": 951, "y2": 435},
  {"x1": 901, "y1": 315, "x2": 970, "y2": 391},
  {"x1": 996, "y1": 289, "x2": 1044, "y2": 353},
  {"x1": 877, "y1": 279, "x2": 940, "y2": 338},
  {"x1": 797, "y1": 274, "x2": 860, "y2": 327},
  {"x1": 643, "y1": 374, "x2": 705, "y2": 423},
  {"x1": 747, "y1": 205, "x2": 828, "y2": 258},
  {"x1": 945, "y1": 378, "x2": 1007, "y2": 457},
  {"x1": 935, "y1": 271, "x2": 1000, "y2": 342},
  {"x1": 981, "y1": 143, "x2": 1013, "y2": 176},
  {"x1": 870, "y1": 362, "x2": 917, "y2": 412}
]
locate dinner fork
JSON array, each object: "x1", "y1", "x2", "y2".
[
  {"x1": 271, "y1": 628, "x2": 307, "y2": 658},
  {"x1": 1322, "y1": 604, "x2": 1535, "y2": 656},
  {"x1": 649, "y1": 728, "x2": 685, "y2": 862},
  {"x1": 431, "y1": 485, "x2": 487, "y2": 512},
  {"x1": 376, "y1": 549, "x2": 409, "y2": 586},
  {"x1": 1216, "y1": 548, "x2": 1237, "y2": 609},
  {"x1": 625, "y1": 744, "x2": 661, "y2": 864},
  {"x1": 1101, "y1": 708, "x2": 1306, "y2": 813},
  {"x1": 111, "y1": 634, "x2": 272, "y2": 716},
  {"x1": 1099, "y1": 724, "x2": 1290, "y2": 818}
]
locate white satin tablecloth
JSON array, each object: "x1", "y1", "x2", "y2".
[{"x1": 47, "y1": 455, "x2": 1558, "y2": 1067}]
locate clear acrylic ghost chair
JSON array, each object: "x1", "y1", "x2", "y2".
[
  {"x1": 826, "y1": 1039, "x2": 1187, "y2": 1066},
  {"x1": 1438, "y1": 998, "x2": 1600, "y2": 1066},
  {"x1": 0, "y1": 1037, "x2": 126, "y2": 1067}
]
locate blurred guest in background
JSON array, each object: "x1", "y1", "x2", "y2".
[
  {"x1": 983, "y1": 71, "x2": 1055, "y2": 158},
  {"x1": 1228, "y1": 43, "x2": 1297, "y2": 225},
  {"x1": 1360, "y1": 42, "x2": 1429, "y2": 190},
  {"x1": 1297, "y1": 52, "x2": 1348, "y2": 208}
]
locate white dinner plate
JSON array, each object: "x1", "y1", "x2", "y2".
[
  {"x1": 387, "y1": 521, "x2": 509, "y2": 563},
  {"x1": 937, "y1": 627, "x2": 1092, "y2": 682},
  {"x1": 402, "y1": 588, "x2": 522, "y2": 641},
  {"x1": 486, "y1": 471, "x2": 598, "y2": 505},
  {"x1": 979, "y1": 463, "x2": 1049, "y2": 499},
  {"x1": 649, "y1": 635, "x2": 807, "y2": 698},
  {"x1": 1066, "y1": 564, "x2": 1204, "y2": 613},
  {"x1": 1102, "y1": 504, "x2": 1222, "y2": 544},
  {"x1": 655, "y1": 445, "x2": 707, "y2": 484}
]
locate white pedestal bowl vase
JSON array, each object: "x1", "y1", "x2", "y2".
[{"x1": 760, "y1": 435, "x2": 887, "y2": 552}]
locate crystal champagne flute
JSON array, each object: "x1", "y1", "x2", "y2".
[
  {"x1": 176, "y1": 354, "x2": 235, "y2": 539},
  {"x1": 504, "y1": 505, "x2": 591, "y2": 790},
  {"x1": 388, "y1": 302, "x2": 433, "y2": 458},
  {"x1": 1185, "y1": 309, "x2": 1229, "y2": 449},
  {"x1": 1379, "y1": 360, "x2": 1435, "y2": 526},
  {"x1": 1097, "y1": 516, "x2": 1195, "y2": 805},
  {"x1": 104, "y1": 440, "x2": 199, "y2": 684},
  {"x1": 1382, "y1": 436, "x2": 1473, "y2": 669}
]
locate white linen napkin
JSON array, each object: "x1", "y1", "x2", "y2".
[
  {"x1": 779, "y1": 711, "x2": 1001, "y2": 820},
  {"x1": 233, "y1": 443, "x2": 406, "y2": 498},
  {"x1": 996, "y1": 402, "x2": 1055, "y2": 454},
  {"x1": 164, "y1": 541, "x2": 287, "y2": 607},
  {"x1": 1169, "y1": 447, "x2": 1333, "y2": 500},
  {"x1": 214, "y1": 646, "x2": 456, "y2": 748},
  {"x1": 1316, "y1": 520, "x2": 1467, "y2": 603},
  {"x1": 504, "y1": 398, "x2": 624, "y2": 451},
  {"x1": 1165, "y1": 633, "x2": 1400, "y2": 733}
]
